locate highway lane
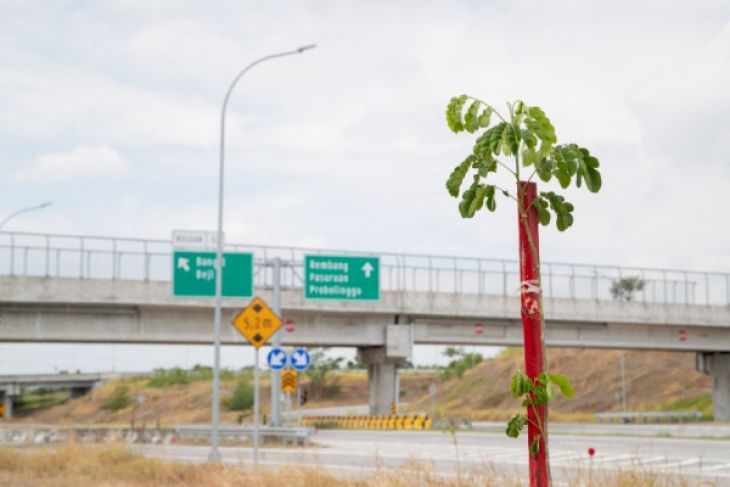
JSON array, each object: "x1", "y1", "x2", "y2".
[{"x1": 135, "y1": 429, "x2": 730, "y2": 484}]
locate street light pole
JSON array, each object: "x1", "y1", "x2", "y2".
[
  {"x1": 0, "y1": 202, "x2": 53, "y2": 231},
  {"x1": 209, "y1": 44, "x2": 316, "y2": 462}
]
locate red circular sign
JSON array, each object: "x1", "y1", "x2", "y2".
[
  {"x1": 474, "y1": 323, "x2": 485, "y2": 336},
  {"x1": 284, "y1": 320, "x2": 295, "y2": 333},
  {"x1": 678, "y1": 329, "x2": 687, "y2": 342},
  {"x1": 588, "y1": 447, "x2": 596, "y2": 457}
]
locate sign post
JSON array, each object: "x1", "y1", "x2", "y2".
[
  {"x1": 270, "y1": 258, "x2": 283, "y2": 427},
  {"x1": 304, "y1": 255, "x2": 380, "y2": 300},
  {"x1": 231, "y1": 297, "x2": 282, "y2": 465}
]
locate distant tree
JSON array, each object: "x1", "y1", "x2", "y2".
[
  {"x1": 610, "y1": 276, "x2": 645, "y2": 302},
  {"x1": 441, "y1": 347, "x2": 483, "y2": 380},
  {"x1": 305, "y1": 350, "x2": 344, "y2": 399},
  {"x1": 345, "y1": 356, "x2": 366, "y2": 370}
]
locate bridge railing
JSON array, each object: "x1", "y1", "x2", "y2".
[{"x1": 1, "y1": 231, "x2": 728, "y2": 306}]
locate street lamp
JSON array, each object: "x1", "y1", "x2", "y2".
[
  {"x1": 0, "y1": 202, "x2": 53, "y2": 231},
  {"x1": 209, "y1": 44, "x2": 316, "y2": 462}
]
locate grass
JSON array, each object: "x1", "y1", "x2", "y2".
[
  {"x1": 14, "y1": 388, "x2": 68, "y2": 413},
  {"x1": 146, "y1": 365, "x2": 237, "y2": 388},
  {"x1": 0, "y1": 443, "x2": 521, "y2": 487},
  {"x1": 0, "y1": 443, "x2": 716, "y2": 487}
]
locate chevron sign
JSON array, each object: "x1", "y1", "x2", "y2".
[{"x1": 281, "y1": 369, "x2": 298, "y2": 393}]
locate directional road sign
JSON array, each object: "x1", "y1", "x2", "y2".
[
  {"x1": 267, "y1": 348, "x2": 287, "y2": 370},
  {"x1": 304, "y1": 254, "x2": 380, "y2": 300},
  {"x1": 281, "y1": 370, "x2": 297, "y2": 393},
  {"x1": 290, "y1": 348, "x2": 311, "y2": 371},
  {"x1": 172, "y1": 251, "x2": 253, "y2": 298},
  {"x1": 231, "y1": 297, "x2": 282, "y2": 348}
]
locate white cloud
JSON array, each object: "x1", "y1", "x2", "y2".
[{"x1": 15, "y1": 145, "x2": 129, "y2": 183}]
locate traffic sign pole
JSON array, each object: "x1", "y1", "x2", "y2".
[
  {"x1": 253, "y1": 347, "x2": 260, "y2": 465},
  {"x1": 271, "y1": 258, "x2": 282, "y2": 427}
]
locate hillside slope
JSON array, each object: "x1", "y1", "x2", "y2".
[
  {"x1": 406, "y1": 348, "x2": 712, "y2": 421},
  {"x1": 11, "y1": 370, "x2": 436, "y2": 425}
]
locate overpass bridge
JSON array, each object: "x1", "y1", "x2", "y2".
[
  {"x1": 0, "y1": 373, "x2": 103, "y2": 418},
  {"x1": 1, "y1": 231, "x2": 729, "y2": 420}
]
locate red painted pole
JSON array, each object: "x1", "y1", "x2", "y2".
[{"x1": 517, "y1": 181, "x2": 549, "y2": 486}]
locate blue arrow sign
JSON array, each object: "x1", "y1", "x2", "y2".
[
  {"x1": 290, "y1": 348, "x2": 311, "y2": 371},
  {"x1": 267, "y1": 348, "x2": 287, "y2": 371}
]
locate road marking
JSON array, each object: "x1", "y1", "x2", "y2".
[{"x1": 652, "y1": 458, "x2": 700, "y2": 470}]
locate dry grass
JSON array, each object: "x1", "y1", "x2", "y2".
[
  {"x1": 0, "y1": 443, "x2": 518, "y2": 487},
  {"x1": 0, "y1": 443, "x2": 716, "y2": 487},
  {"x1": 405, "y1": 348, "x2": 712, "y2": 421}
]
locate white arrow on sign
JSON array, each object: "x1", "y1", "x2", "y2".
[
  {"x1": 270, "y1": 351, "x2": 285, "y2": 367},
  {"x1": 290, "y1": 348, "x2": 311, "y2": 370},
  {"x1": 177, "y1": 257, "x2": 191, "y2": 272},
  {"x1": 362, "y1": 262, "x2": 374, "y2": 278}
]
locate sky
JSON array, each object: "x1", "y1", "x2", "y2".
[{"x1": 1, "y1": 0, "x2": 729, "y2": 374}]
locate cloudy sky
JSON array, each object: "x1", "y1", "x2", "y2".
[{"x1": 1, "y1": 0, "x2": 729, "y2": 373}]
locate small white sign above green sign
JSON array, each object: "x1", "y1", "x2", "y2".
[{"x1": 304, "y1": 254, "x2": 380, "y2": 301}]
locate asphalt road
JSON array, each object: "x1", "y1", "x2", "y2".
[{"x1": 135, "y1": 429, "x2": 730, "y2": 485}]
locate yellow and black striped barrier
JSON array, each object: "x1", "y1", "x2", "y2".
[{"x1": 301, "y1": 414, "x2": 432, "y2": 431}]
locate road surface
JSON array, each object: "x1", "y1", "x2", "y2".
[{"x1": 135, "y1": 429, "x2": 730, "y2": 484}]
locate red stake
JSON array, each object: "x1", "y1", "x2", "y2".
[{"x1": 518, "y1": 181, "x2": 548, "y2": 486}]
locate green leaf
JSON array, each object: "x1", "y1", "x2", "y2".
[
  {"x1": 547, "y1": 373, "x2": 575, "y2": 398},
  {"x1": 486, "y1": 122, "x2": 508, "y2": 154},
  {"x1": 445, "y1": 95, "x2": 469, "y2": 133},
  {"x1": 445, "y1": 156, "x2": 473, "y2": 197},
  {"x1": 535, "y1": 197, "x2": 551, "y2": 226},
  {"x1": 464, "y1": 101, "x2": 481, "y2": 133},
  {"x1": 541, "y1": 191, "x2": 575, "y2": 231},
  {"x1": 522, "y1": 148, "x2": 539, "y2": 167},
  {"x1": 478, "y1": 107, "x2": 493, "y2": 127},
  {"x1": 510, "y1": 370, "x2": 530, "y2": 398},
  {"x1": 530, "y1": 434, "x2": 541, "y2": 456},
  {"x1": 577, "y1": 147, "x2": 602, "y2": 193},
  {"x1": 535, "y1": 157, "x2": 554, "y2": 182},
  {"x1": 485, "y1": 185, "x2": 497, "y2": 212},
  {"x1": 502, "y1": 125, "x2": 520, "y2": 156},
  {"x1": 505, "y1": 414, "x2": 528, "y2": 439},
  {"x1": 521, "y1": 129, "x2": 538, "y2": 149}
]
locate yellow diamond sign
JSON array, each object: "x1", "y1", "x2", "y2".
[{"x1": 231, "y1": 296, "x2": 282, "y2": 348}]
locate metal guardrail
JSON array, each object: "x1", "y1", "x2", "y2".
[
  {"x1": 596, "y1": 411, "x2": 703, "y2": 423},
  {"x1": 1, "y1": 230, "x2": 728, "y2": 306},
  {"x1": 0, "y1": 426, "x2": 177, "y2": 445},
  {"x1": 176, "y1": 424, "x2": 314, "y2": 445}
]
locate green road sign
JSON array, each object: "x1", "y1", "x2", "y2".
[
  {"x1": 173, "y1": 251, "x2": 253, "y2": 298},
  {"x1": 304, "y1": 254, "x2": 380, "y2": 300}
]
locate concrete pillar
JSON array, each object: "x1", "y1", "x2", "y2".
[
  {"x1": 2, "y1": 393, "x2": 12, "y2": 419},
  {"x1": 358, "y1": 347, "x2": 401, "y2": 415},
  {"x1": 697, "y1": 352, "x2": 730, "y2": 422}
]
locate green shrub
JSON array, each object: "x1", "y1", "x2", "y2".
[
  {"x1": 228, "y1": 377, "x2": 254, "y2": 411},
  {"x1": 100, "y1": 386, "x2": 132, "y2": 412}
]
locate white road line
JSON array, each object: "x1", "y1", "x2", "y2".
[
  {"x1": 697, "y1": 462, "x2": 730, "y2": 472},
  {"x1": 652, "y1": 458, "x2": 700, "y2": 470}
]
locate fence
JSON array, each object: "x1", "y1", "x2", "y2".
[{"x1": 1, "y1": 231, "x2": 728, "y2": 306}]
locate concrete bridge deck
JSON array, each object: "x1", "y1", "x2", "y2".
[{"x1": 1, "y1": 230, "x2": 729, "y2": 420}]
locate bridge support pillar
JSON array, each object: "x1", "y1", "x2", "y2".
[
  {"x1": 358, "y1": 347, "x2": 402, "y2": 416},
  {"x1": 2, "y1": 393, "x2": 12, "y2": 419},
  {"x1": 697, "y1": 352, "x2": 730, "y2": 421}
]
